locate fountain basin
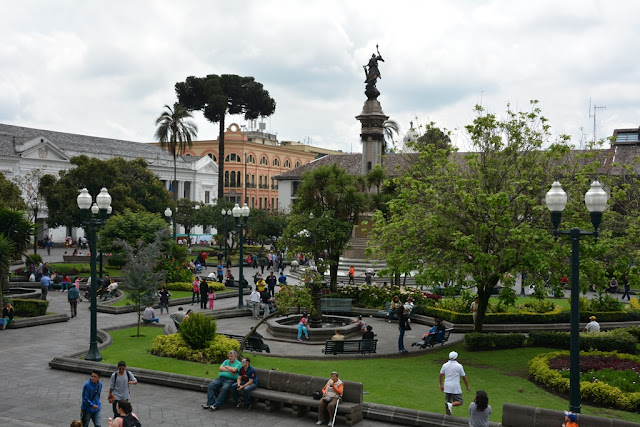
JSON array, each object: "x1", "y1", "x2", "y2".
[{"x1": 266, "y1": 314, "x2": 362, "y2": 342}]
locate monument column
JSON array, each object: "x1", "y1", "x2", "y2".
[{"x1": 356, "y1": 45, "x2": 388, "y2": 175}]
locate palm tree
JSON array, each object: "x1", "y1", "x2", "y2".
[
  {"x1": 382, "y1": 119, "x2": 400, "y2": 154},
  {"x1": 0, "y1": 233, "x2": 15, "y2": 307},
  {"x1": 155, "y1": 103, "x2": 198, "y2": 234}
]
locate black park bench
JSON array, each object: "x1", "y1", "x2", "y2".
[
  {"x1": 322, "y1": 339, "x2": 378, "y2": 355},
  {"x1": 223, "y1": 333, "x2": 271, "y2": 353}
]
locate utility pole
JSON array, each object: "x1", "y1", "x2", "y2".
[{"x1": 589, "y1": 98, "x2": 606, "y2": 144}]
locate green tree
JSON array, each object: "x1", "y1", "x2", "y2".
[
  {"x1": 119, "y1": 231, "x2": 168, "y2": 337},
  {"x1": 39, "y1": 156, "x2": 171, "y2": 228},
  {"x1": 98, "y1": 209, "x2": 169, "y2": 253},
  {"x1": 175, "y1": 74, "x2": 276, "y2": 200},
  {"x1": 281, "y1": 163, "x2": 367, "y2": 291},
  {"x1": 174, "y1": 199, "x2": 200, "y2": 244},
  {"x1": 370, "y1": 101, "x2": 570, "y2": 332},
  {"x1": 0, "y1": 234, "x2": 15, "y2": 307},
  {"x1": 0, "y1": 174, "x2": 26, "y2": 210},
  {"x1": 246, "y1": 209, "x2": 287, "y2": 244},
  {"x1": 154, "y1": 103, "x2": 198, "y2": 208},
  {"x1": 383, "y1": 119, "x2": 400, "y2": 154}
]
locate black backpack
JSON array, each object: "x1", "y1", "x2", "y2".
[{"x1": 121, "y1": 413, "x2": 141, "y2": 427}]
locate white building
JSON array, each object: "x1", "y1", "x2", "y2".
[{"x1": 0, "y1": 123, "x2": 218, "y2": 242}]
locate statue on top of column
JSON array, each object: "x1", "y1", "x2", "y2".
[{"x1": 363, "y1": 45, "x2": 384, "y2": 100}]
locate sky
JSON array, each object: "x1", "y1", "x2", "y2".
[{"x1": 2, "y1": 0, "x2": 640, "y2": 153}]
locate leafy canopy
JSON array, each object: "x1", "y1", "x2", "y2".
[
  {"x1": 370, "y1": 101, "x2": 571, "y2": 331},
  {"x1": 39, "y1": 156, "x2": 171, "y2": 228}
]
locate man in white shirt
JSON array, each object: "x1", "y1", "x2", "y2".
[
  {"x1": 250, "y1": 287, "x2": 261, "y2": 319},
  {"x1": 584, "y1": 315, "x2": 600, "y2": 332},
  {"x1": 439, "y1": 351, "x2": 470, "y2": 415}
]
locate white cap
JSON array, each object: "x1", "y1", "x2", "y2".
[{"x1": 449, "y1": 351, "x2": 458, "y2": 360}]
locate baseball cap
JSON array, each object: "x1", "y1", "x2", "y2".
[
  {"x1": 564, "y1": 411, "x2": 577, "y2": 422},
  {"x1": 449, "y1": 351, "x2": 458, "y2": 360}
]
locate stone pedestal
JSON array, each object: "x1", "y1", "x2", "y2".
[{"x1": 356, "y1": 100, "x2": 388, "y2": 175}]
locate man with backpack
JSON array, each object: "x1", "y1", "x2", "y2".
[{"x1": 108, "y1": 361, "x2": 138, "y2": 419}]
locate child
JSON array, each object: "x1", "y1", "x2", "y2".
[
  {"x1": 208, "y1": 287, "x2": 216, "y2": 310},
  {"x1": 563, "y1": 411, "x2": 578, "y2": 427},
  {"x1": 352, "y1": 315, "x2": 367, "y2": 334}
]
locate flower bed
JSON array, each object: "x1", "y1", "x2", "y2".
[{"x1": 529, "y1": 350, "x2": 640, "y2": 411}]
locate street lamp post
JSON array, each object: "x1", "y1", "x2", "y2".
[
  {"x1": 232, "y1": 203, "x2": 250, "y2": 310},
  {"x1": 33, "y1": 203, "x2": 39, "y2": 255},
  {"x1": 221, "y1": 209, "x2": 232, "y2": 263},
  {"x1": 98, "y1": 206, "x2": 112, "y2": 279},
  {"x1": 545, "y1": 180, "x2": 608, "y2": 413},
  {"x1": 77, "y1": 187, "x2": 112, "y2": 362}
]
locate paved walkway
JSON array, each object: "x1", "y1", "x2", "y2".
[{"x1": 1, "y1": 248, "x2": 458, "y2": 426}]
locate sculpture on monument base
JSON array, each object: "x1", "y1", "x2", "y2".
[{"x1": 363, "y1": 45, "x2": 384, "y2": 100}]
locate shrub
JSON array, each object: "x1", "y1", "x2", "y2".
[
  {"x1": 465, "y1": 332, "x2": 526, "y2": 351},
  {"x1": 339, "y1": 284, "x2": 435, "y2": 309},
  {"x1": 179, "y1": 313, "x2": 217, "y2": 349},
  {"x1": 106, "y1": 255, "x2": 126, "y2": 268},
  {"x1": 48, "y1": 264, "x2": 87, "y2": 275},
  {"x1": 529, "y1": 350, "x2": 640, "y2": 411},
  {"x1": 24, "y1": 253, "x2": 43, "y2": 267},
  {"x1": 8, "y1": 298, "x2": 48, "y2": 316},
  {"x1": 150, "y1": 333, "x2": 238, "y2": 364},
  {"x1": 520, "y1": 299, "x2": 557, "y2": 314},
  {"x1": 527, "y1": 330, "x2": 637, "y2": 354},
  {"x1": 164, "y1": 281, "x2": 224, "y2": 292}
]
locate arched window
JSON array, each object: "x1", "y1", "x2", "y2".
[
  {"x1": 260, "y1": 156, "x2": 268, "y2": 166},
  {"x1": 207, "y1": 153, "x2": 218, "y2": 162},
  {"x1": 225, "y1": 153, "x2": 241, "y2": 162},
  {"x1": 246, "y1": 154, "x2": 255, "y2": 164},
  {"x1": 284, "y1": 160, "x2": 291, "y2": 169},
  {"x1": 295, "y1": 161, "x2": 301, "y2": 168},
  {"x1": 236, "y1": 170, "x2": 242, "y2": 187},
  {"x1": 224, "y1": 171, "x2": 230, "y2": 188},
  {"x1": 272, "y1": 158, "x2": 280, "y2": 167}
]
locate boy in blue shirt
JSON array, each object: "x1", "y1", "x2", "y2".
[
  {"x1": 81, "y1": 370, "x2": 102, "y2": 426},
  {"x1": 233, "y1": 357, "x2": 258, "y2": 409}
]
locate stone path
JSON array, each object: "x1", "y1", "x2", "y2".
[{"x1": 1, "y1": 248, "x2": 460, "y2": 426}]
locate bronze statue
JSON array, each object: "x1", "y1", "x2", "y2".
[{"x1": 363, "y1": 45, "x2": 384, "y2": 100}]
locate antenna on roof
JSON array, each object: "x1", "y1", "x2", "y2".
[{"x1": 589, "y1": 98, "x2": 606, "y2": 144}]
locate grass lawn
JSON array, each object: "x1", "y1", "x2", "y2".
[
  {"x1": 512, "y1": 296, "x2": 570, "y2": 309},
  {"x1": 110, "y1": 289, "x2": 235, "y2": 307},
  {"x1": 101, "y1": 327, "x2": 640, "y2": 423}
]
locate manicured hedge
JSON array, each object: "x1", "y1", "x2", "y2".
[
  {"x1": 165, "y1": 281, "x2": 224, "y2": 292},
  {"x1": 419, "y1": 306, "x2": 640, "y2": 324},
  {"x1": 8, "y1": 298, "x2": 48, "y2": 316},
  {"x1": 464, "y1": 332, "x2": 526, "y2": 350},
  {"x1": 528, "y1": 330, "x2": 638, "y2": 354},
  {"x1": 529, "y1": 350, "x2": 640, "y2": 411}
]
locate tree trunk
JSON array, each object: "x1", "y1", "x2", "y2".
[
  {"x1": 475, "y1": 275, "x2": 499, "y2": 332},
  {"x1": 218, "y1": 117, "x2": 226, "y2": 201},
  {"x1": 328, "y1": 251, "x2": 340, "y2": 292},
  {"x1": 238, "y1": 311, "x2": 278, "y2": 354}
]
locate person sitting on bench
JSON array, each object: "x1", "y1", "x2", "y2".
[{"x1": 142, "y1": 304, "x2": 159, "y2": 323}]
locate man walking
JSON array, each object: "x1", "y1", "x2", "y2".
[
  {"x1": 250, "y1": 287, "x2": 261, "y2": 319},
  {"x1": 439, "y1": 351, "x2": 470, "y2": 415},
  {"x1": 266, "y1": 272, "x2": 277, "y2": 297},
  {"x1": 202, "y1": 350, "x2": 242, "y2": 410},
  {"x1": 108, "y1": 361, "x2": 138, "y2": 419},
  {"x1": 40, "y1": 272, "x2": 50, "y2": 300},
  {"x1": 81, "y1": 370, "x2": 102, "y2": 427}
]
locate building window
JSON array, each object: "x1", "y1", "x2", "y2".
[
  {"x1": 230, "y1": 171, "x2": 236, "y2": 187},
  {"x1": 295, "y1": 161, "x2": 301, "y2": 168},
  {"x1": 367, "y1": 161, "x2": 372, "y2": 171},
  {"x1": 224, "y1": 171, "x2": 229, "y2": 188},
  {"x1": 272, "y1": 158, "x2": 280, "y2": 167},
  {"x1": 259, "y1": 198, "x2": 262, "y2": 209},
  {"x1": 225, "y1": 153, "x2": 241, "y2": 162},
  {"x1": 251, "y1": 197, "x2": 255, "y2": 208},
  {"x1": 260, "y1": 156, "x2": 268, "y2": 166},
  {"x1": 247, "y1": 154, "x2": 255, "y2": 164},
  {"x1": 236, "y1": 170, "x2": 242, "y2": 187},
  {"x1": 205, "y1": 191, "x2": 210, "y2": 204},
  {"x1": 271, "y1": 198, "x2": 274, "y2": 210},
  {"x1": 284, "y1": 160, "x2": 291, "y2": 169},
  {"x1": 207, "y1": 153, "x2": 217, "y2": 162}
]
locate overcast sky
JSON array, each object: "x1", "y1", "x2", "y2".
[{"x1": 2, "y1": 1, "x2": 639, "y2": 153}]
